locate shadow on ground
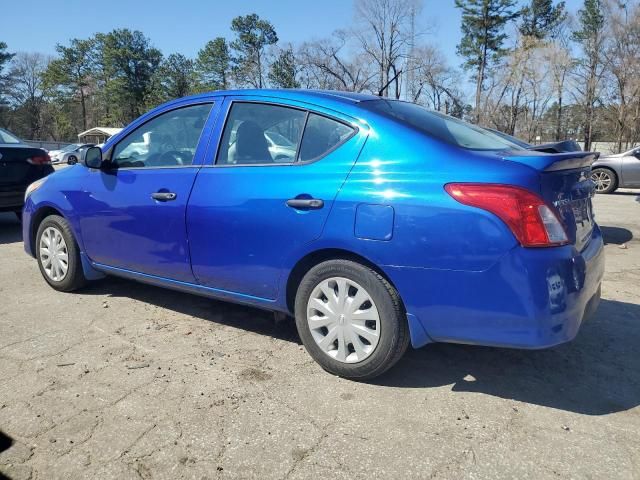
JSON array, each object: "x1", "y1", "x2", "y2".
[
  {"x1": 82, "y1": 275, "x2": 639, "y2": 416},
  {"x1": 601, "y1": 225, "x2": 633, "y2": 244},
  {"x1": 375, "y1": 298, "x2": 640, "y2": 416},
  {"x1": 0, "y1": 212, "x2": 22, "y2": 245},
  {"x1": 82, "y1": 277, "x2": 302, "y2": 345}
]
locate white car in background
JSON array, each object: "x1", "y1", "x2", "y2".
[
  {"x1": 61, "y1": 143, "x2": 95, "y2": 165},
  {"x1": 49, "y1": 144, "x2": 81, "y2": 164}
]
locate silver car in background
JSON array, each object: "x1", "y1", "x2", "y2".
[
  {"x1": 591, "y1": 146, "x2": 640, "y2": 193},
  {"x1": 61, "y1": 143, "x2": 95, "y2": 165}
]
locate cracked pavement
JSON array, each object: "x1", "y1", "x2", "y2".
[{"x1": 1, "y1": 190, "x2": 639, "y2": 480}]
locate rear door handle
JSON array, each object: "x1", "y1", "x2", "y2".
[
  {"x1": 151, "y1": 192, "x2": 177, "y2": 202},
  {"x1": 286, "y1": 198, "x2": 324, "y2": 210}
]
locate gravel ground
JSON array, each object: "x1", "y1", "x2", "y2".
[{"x1": 0, "y1": 190, "x2": 639, "y2": 480}]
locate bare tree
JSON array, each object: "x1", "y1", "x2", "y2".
[
  {"x1": 408, "y1": 45, "x2": 465, "y2": 115},
  {"x1": 297, "y1": 31, "x2": 375, "y2": 92},
  {"x1": 353, "y1": 0, "x2": 422, "y2": 98},
  {"x1": 544, "y1": 36, "x2": 573, "y2": 140},
  {"x1": 7, "y1": 52, "x2": 51, "y2": 138},
  {"x1": 603, "y1": 0, "x2": 640, "y2": 150},
  {"x1": 571, "y1": 0, "x2": 608, "y2": 150}
]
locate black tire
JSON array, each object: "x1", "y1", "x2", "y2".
[
  {"x1": 294, "y1": 259, "x2": 410, "y2": 380},
  {"x1": 35, "y1": 215, "x2": 86, "y2": 292},
  {"x1": 591, "y1": 168, "x2": 618, "y2": 194},
  {"x1": 67, "y1": 155, "x2": 77, "y2": 165}
]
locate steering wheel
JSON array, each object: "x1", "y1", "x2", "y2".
[{"x1": 157, "y1": 150, "x2": 190, "y2": 166}]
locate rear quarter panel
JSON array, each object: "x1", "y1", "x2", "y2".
[{"x1": 312, "y1": 116, "x2": 540, "y2": 272}]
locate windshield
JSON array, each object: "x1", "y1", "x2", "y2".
[
  {"x1": 362, "y1": 100, "x2": 524, "y2": 151},
  {"x1": 0, "y1": 128, "x2": 21, "y2": 144},
  {"x1": 61, "y1": 143, "x2": 80, "y2": 153}
]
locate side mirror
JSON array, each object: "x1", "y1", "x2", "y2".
[{"x1": 84, "y1": 146, "x2": 103, "y2": 169}]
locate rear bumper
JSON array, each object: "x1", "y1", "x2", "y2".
[
  {"x1": 386, "y1": 225, "x2": 605, "y2": 349},
  {"x1": 0, "y1": 190, "x2": 25, "y2": 211}
]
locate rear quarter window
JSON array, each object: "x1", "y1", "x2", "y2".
[{"x1": 299, "y1": 114, "x2": 355, "y2": 162}]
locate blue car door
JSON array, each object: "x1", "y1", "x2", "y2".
[
  {"x1": 77, "y1": 101, "x2": 218, "y2": 282},
  {"x1": 187, "y1": 97, "x2": 367, "y2": 299}
]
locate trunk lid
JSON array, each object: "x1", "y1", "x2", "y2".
[
  {"x1": 503, "y1": 150, "x2": 598, "y2": 251},
  {"x1": 0, "y1": 145, "x2": 49, "y2": 187}
]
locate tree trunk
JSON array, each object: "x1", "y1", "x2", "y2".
[
  {"x1": 80, "y1": 89, "x2": 87, "y2": 131},
  {"x1": 475, "y1": 57, "x2": 485, "y2": 124},
  {"x1": 555, "y1": 90, "x2": 563, "y2": 141}
]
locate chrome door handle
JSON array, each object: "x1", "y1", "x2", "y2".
[{"x1": 151, "y1": 192, "x2": 177, "y2": 201}]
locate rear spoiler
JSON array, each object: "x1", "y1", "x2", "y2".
[
  {"x1": 501, "y1": 150, "x2": 600, "y2": 172},
  {"x1": 527, "y1": 140, "x2": 583, "y2": 154}
]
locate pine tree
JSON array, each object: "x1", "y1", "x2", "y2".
[
  {"x1": 0, "y1": 42, "x2": 15, "y2": 112},
  {"x1": 572, "y1": 0, "x2": 605, "y2": 150},
  {"x1": 455, "y1": 0, "x2": 519, "y2": 123},
  {"x1": 230, "y1": 14, "x2": 278, "y2": 88},
  {"x1": 196, "y1": 37, "x2": 230, "y2": 91},
  {"x1": 519, "y1": 0, "x2": 566, "y2": 40},
  {"x1": 268, "y1": 47, "x2": 299, "y2": 88}
]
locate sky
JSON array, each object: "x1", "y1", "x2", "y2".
[{"x1": 3, "y1": 0, "x2": 586, "y2": 68}]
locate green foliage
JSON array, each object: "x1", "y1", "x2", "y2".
[
  {"x1": 230, "y1": 14, "x2": 278, "y2": 88},
  {"x1": 455, "y1": 0, "x2": 519, "y2": 119},
  {"x1": 0, "y1": 41, "x2": 14, "y2": 73},
  {"x1": 268, "y1": 47, "x2": 299, "y2": 88},
  {"x1": 0, "y1": 41, "x2": 15, "y2": 112},
  {"x1": 196, "y1": 37, "x2": 231, "y2": 91},
  {"x1": 519, "y1": 0, "x2": 567, "y2": 40},
  {"x1": 572, "y1": 0, "x2": 605, "y2": 45},
  {"x1": 147, "y1": 53, "x2": 196, "y2": 106},
  {"x1": 95, "y1": 29, "x2": 162, "y2": 124},
  {"x1": 43, "y1": 38, "x2": 95, "y2": 129},
  {"x1": 455, "y1": 0, "x2": 520, "y2": 70}
]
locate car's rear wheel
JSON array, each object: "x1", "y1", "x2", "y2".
[
  {"x1": 591, "y1": 168, "x2": 618, "y2": 194},
  {"x1": 295, "y1": 259, "x2": 409, "y2": 380},
  {"x1": 36, "y1": 215, "x2": 86, "y2": 292}
]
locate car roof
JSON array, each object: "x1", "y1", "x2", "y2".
[{"x1": 170, "y1": 89, "x2": 381, "y2": 106}]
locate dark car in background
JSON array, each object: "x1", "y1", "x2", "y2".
[
  {"x1": 0, "y1": 128, "x2": 54, "y2": 221},
  {"x1": 484, "y1": 127, "x2": 583, "y2": 154}
]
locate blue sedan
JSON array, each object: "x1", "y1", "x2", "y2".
[{"x1": 22, "y1": 90, "x2": 604, "y2": 379}]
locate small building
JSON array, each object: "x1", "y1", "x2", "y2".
[{"x1": 78, "y1": 127, "x2": 122, "y2": 145}]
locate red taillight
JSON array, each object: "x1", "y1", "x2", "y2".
[
  {"x1": 27, "y1": 154, "x2": 51, "y2": 165},
  {"x1": 445, "y1": 183, "x2": 568, "y2": 247}
]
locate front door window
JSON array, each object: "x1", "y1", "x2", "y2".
[{"x1": 111, "y1": 103, "x2": 213, "y2": 168}]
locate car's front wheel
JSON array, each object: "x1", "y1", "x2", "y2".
[
  {"x1": 295, "y1": 260, "x2": 409, "y2": 380},
  {"x1": 36, "y1": 215, "x2": 86, "y2": 292},
  {"x1": 591, "y1": 168, "x2": 618, "y2": 194}
]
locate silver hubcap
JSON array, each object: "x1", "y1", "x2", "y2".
[
  {"x1": 591, "y1": 171, "x2": 612, "y2": 192},
  {"x1": 306, "y1": 277, "x2": 380, "y2": 363},
  {"x1": 39, "y1": 227, "x2": 69, "y2": 282}
]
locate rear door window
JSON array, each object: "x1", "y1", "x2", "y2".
[{"x1": 217, "y1": 103, "x2": 306, "y2": 165}]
